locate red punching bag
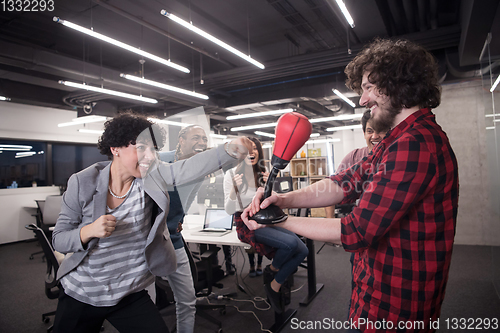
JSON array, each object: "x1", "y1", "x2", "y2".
[
  {"x1": 271, "y1": 112, "x2": 312, "y2": 169},
  {"x1": 251, "y1": 112, "x2": 312, "y2": 224}
]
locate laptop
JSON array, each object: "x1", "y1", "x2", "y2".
[{"x1": 191, "y1": 208, "x2": 233, "y2": 237}]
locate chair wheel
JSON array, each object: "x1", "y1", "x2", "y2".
[
  {"x1": 220, "y1": 309, "x2": 226, "y2": 315},
  {"x1": 217, "y1": 329, "x2": 223, "y2": 333},
  {"x1": 29, "y1": 256, "x2": 34, "y2": 260},
  {"x1": 43, "y1": 317, "x2": 50, "y2": 323}
]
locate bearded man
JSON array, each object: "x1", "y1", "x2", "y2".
[{"x1": 242, "y1": 39, "x2": 459, "y2": 333}]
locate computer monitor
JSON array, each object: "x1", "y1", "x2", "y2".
[{"x1": 203, "y1": 208, "x2": 233, "y2": 230}]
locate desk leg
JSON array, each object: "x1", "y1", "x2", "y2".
[
  {"x1": 299, "y1": 238, "x2": 324, "y2": 306},
  {"x1": 268, "y1": 308, "x2": 296, "y2": 333}
]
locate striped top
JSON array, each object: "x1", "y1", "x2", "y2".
[{"x1": 61, "y1": 179, "x2": 155, "y2": 306}]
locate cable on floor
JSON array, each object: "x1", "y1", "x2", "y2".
[{"x1": 205, "y1": 296, "x2": 273, "y2": 333}]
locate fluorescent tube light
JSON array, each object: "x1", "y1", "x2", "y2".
[
  {"x1": 333, "y1": 89, "x2": 356, "y2": 108},
  {"x1": 0, "y1": 144, "x2": 32, "y2": 149},
  {"x1": 231, "y1": 113, "x2": 362, "y2": 132},
  {"x1": 53, "y1": 17, "x2": 190, "y2": 74},
  {"x1": 490, "y1": 74, "x2": 500, "y2": 92},
  {"x1": 210, "y1": 133, "x2": 227, "y2": 139},
  {"x1": 310, "y1": 113, "x2": 362, "y2": 123},
  {"x1": 160, "y1": 10, "x2": 265, "y2": 69},
  {"x1": 231, "y1": 122, "x2": 277, "y2": 132},
  {"x1": 305, "y1": 138, "x2": 341, "y2": 144},
  {"x1": 58, "y1": 80, "x2": 157, "y2": 104},
  {"x1": 16, "y1": 151, "x2": 36, "y2": 157},
  {"x1": 121, "y1": 74, "x2": 208, "y2": 100},
  {"x1": 227, "y1": 109, "x2": 293, "y2": 120},
  {"x1": 485, "y1": 114, "x2": 500, "y2": 117},
  {"x1": 262, "y1": 143, "x2": 273, "y2": 149},
  {"x1": 495, "y1": 119, "x2": 500, "y2": 123},
  {"x1": 326, "y1": 124, "x2": 363, "y2": 131},
  {"x1": 486, "y1": 126, "x2": 495, "y2": 130},
  {"x1": 226, "y1": 103, "x2": 264, "y2": 111},
  {"x1": 310, "y1": 133, "x2": 320, "y2": 137},
  {"x1": 255, "y1": 131, "x2": 276, "y2": 138},
  {"x1": 0, "y1": 96, "x2": 11, "y2": 101},
  {"x1": 78, "y1": 129, "x2": 104, "y2": 134},
  {"x1": 58, "y1": 115, "x2": 107, "y2": 127},
  {"x1": 0, "y1": 148, "x2": 31, "y2": 151},
  {"x1": 148, "y1": 118, "x2": 192, "y2": 127},
  {"x1": 335, "y1": 0, "x2": 355, "y2": 28}
]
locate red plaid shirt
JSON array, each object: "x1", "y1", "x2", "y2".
[
  {"x1": 331, "y1": 108, "x2": 459, "y2": 332},
  {"x1": 234, "y1": 212, "x2": 276, "y2": 259}
]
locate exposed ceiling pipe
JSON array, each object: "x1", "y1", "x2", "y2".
[
  {"x1": 417, "y1": 0, "x2": 429, "y2": 32},
  {"x1": 445, "y1": 52, "x2": 500, "y2": 79},
  {"x1": 304, "y1": 0, "x2": 359, "y2": 47},
  {"x1": 184, "y1": 26, "x2": 460, "y2": 91},
  {"x1": 402, "y1": 0, "x2": 417, "y2": 33},
  {"x1": 430, "y1": 0, "x2": 438, "y2": 30},
  {"x1": 387, "y1": 0, "x2": 408, "y2": 35},
  {"x1": 267, "y1": 0, "x2": 331, "y2": 50},
  {"x1": 92, "y1": 0, "x2": 234, "y2": 68},
  {"x1": 0, "y1": 40, "x2": 211, "y2": 108}
]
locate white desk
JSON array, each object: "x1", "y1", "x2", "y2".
[
  {"x1": 182, "y1": 214, "x2": 251, "y2": 248},
  {"x1": 181, "y1": 214, "x2": 299, "y2": 333},
  {"x1": 0, "y1": 186, "x2": 60, "y2": 244}
]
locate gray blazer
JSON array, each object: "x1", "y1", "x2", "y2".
[{"x1": 53, "y1": 144, "x2": 235, "y2": 280}]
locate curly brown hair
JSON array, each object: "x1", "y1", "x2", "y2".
[
  {"x1": 97, "y1": 111, "x2": 166, "y2": 159},
  {"x1": 345, "y1": 38, "x2": 441, "y2": 110}
]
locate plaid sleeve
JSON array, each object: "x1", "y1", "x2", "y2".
[
  {"x1": 341, "y1": 136, "x2": 437, "y2": 251},
  {"x1": 330, "y1": 155, "x2": 372, "y2": 205}
]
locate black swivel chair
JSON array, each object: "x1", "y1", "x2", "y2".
[
  {"x1": 25, "y1": 223, "x2": 62, "y2": 333},
  {"x1": 30, "y1": 195, "x2": 63, "y2": 260},
  {"x1": 156, "y1": 238, "x2": 226, "y2": 333},
  {"x1": 30, "y1": 200, "x2": 46, "y2": 260}
]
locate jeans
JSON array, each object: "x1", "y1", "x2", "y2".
[
  {"x1": 248, "y1": 253, "x2": 263, "y2": 267},
  {"x1": 164, "y1": 247, "x2": 197, "y2": 333},
  {"x1": 254, "y1": 226, "x2": 308, "y2": 284}
]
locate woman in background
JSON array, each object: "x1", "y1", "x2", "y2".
[
  {"x1": 224, "y1": 137, "x2": 308, "y2": 313},
  {"x1": 224, "y1": 137, "x2": 266, "y2": 277}
]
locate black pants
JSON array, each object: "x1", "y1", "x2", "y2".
[{"x1": 53, "y1": 289, "x2": 169, "y2": 333}]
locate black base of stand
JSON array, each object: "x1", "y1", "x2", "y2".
[
  {"x1": 268, "y1": 308, "x2": 297, "y2": 333},
  {"x1": 299, "y1": 238, "x2": 324, "y2": 306},
  {"x1": 251, "y1": 204, "x2": 288, "y2": 225},
  {"x1": 299, "y1": 283, "x2": 324, "y2": 306}
]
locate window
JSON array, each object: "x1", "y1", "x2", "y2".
[
  {"x1": 0, "y1": 140, "x2": 47, "y2": 188},
  {"x1": 0, "y1": 139, "x2": 106, "y2": 189},
  {"x1": 52, "y1": 144, "x2": 106, "y2": 187}
]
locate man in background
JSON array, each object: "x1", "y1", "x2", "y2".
[
  {"x1": 155, "y1": 125, "x2": 207, "y2": 333},
  {"x1": 156, "y1": 125, "x2": 235, "y2": 333}
]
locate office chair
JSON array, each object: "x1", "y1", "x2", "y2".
[
  {"x1": 156, "y1": 238, "x2": 226, "y2": 333},
  {"x1": 25, "y1": 223, "x2": 62, "y2": 333},
  {"x1": 30, "y1": 200, "x2": 46, "y2": 260},
  {"x1": 29, "y1": 195, "x2": 63, "y2": 260}
]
